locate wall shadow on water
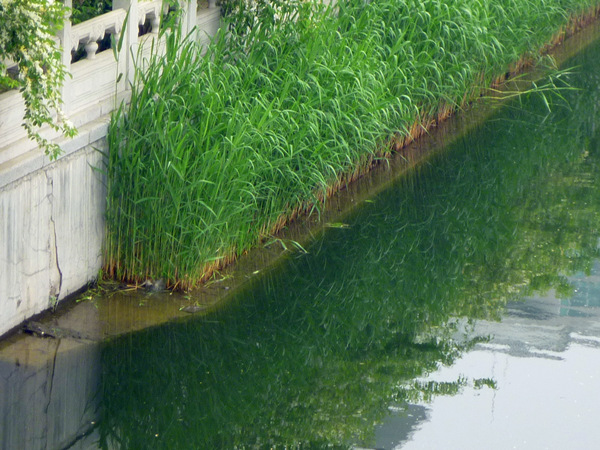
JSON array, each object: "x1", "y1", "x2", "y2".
[{"x1": 96, "y1": 40, "x2": 600, "y2": 449}]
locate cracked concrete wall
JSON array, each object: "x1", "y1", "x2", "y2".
[{"x1": 0, "y1": 142, "x2": 106, "y2": 336}]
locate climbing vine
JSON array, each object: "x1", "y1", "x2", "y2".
[{"x1": 0, "y1": 0, "x2": 76, "y2": 159}]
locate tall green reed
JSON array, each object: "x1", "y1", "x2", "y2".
[{"x1": 105, "y1": 0, "x2": 600, "y2": 288}]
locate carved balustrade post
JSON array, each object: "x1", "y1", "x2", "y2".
[
  {"x1": 177, "y1": 0, "x2": 198, "y2": 36},
  {"x1": 113, "y1": 0, "x2": 139, "y2": 88},
  {"x1": 57, "y1": 0, "x2": 73, "y2": 113}
]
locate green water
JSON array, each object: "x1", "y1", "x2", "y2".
[{"x1": 93, "y1": 36, "x2": 600, "y2": 448}]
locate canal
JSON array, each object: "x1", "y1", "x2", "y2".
[{"x1": 2, "y1": 23, "x2": 600, "y2": 450}]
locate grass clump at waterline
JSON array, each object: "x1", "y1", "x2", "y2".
[{"x1": 104, "y1": 0, "x2": 600, "y2": 289}]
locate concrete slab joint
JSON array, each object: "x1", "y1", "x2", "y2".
[{"x1": 45, "y1": 170, "x2": 63, "y2": 305}]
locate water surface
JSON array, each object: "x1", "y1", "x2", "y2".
[{"x1": 96, "y1": 30, "x2": 600, "y2": 449}]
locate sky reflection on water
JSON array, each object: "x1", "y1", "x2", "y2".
[
  {"x1": 376, "y1": 263, "x2": 600, "y2": 450},
  {"x1": 373, "y1": 36, "x2": 600, "y2": 449}
]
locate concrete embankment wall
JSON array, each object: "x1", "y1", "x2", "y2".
[
  {"x1": 0, "y1": 139, "x2": 106, "y2": 336},
  {"x1": 0, "y1": 0, "x2": 221, "y2": 337}
]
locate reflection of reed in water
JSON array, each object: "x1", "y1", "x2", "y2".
[{"x1": 98, "y1": 19, "x2": 600, "y2": 450}]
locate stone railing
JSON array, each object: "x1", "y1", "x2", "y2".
[
  {"x1": 0, "y1": 0, "x2": 221, "y2": 188},
  {"x1": 70, "y1": 9, "x2": 129, "y2": 60}
]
